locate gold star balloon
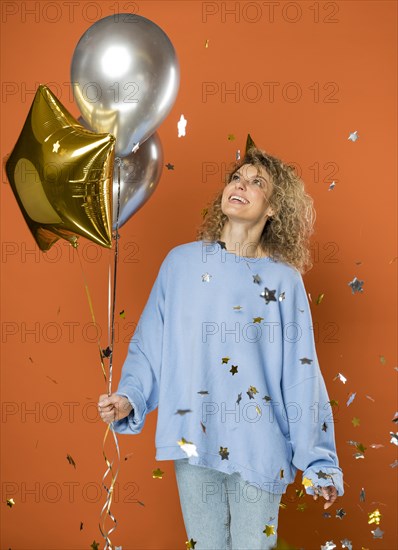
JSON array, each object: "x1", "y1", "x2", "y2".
[{"x1": 5, "y1": 84, "x2": 115, "y2": 251}]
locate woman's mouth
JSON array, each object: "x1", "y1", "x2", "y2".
[{"x1": 229, "y1": 195, "x2": 249, "y2": 205}]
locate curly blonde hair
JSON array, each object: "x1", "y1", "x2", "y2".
[{"x1": 196, "y1": 147, "x2": 316, "y2": 274}]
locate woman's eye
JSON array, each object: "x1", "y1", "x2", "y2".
[
  {"x1": 252, "y1": 179, "x2": 262, "y2": 186},
  {"x1": 231, "y1": 174, "x2": 240, "y2": 180}
]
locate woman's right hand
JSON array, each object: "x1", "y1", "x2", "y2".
[{"x1": 98, "y1": 393, "x2": 133, "y2": 424}]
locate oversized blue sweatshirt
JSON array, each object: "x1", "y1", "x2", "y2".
[{"x1": 113, "y1": 240, "x2": 344, "y2": 496}]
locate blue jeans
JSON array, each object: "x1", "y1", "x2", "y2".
[{"x1": 174, "y1": 459, "x2": 282, "y2": 550}]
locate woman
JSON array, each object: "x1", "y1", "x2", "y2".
[{"x1": 98, "y1": 147, "x2": 344, "y2": 550}]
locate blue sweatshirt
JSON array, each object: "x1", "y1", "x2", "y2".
[{"x1": 113, "y1": 240, "x2": 344, "y2": 496}]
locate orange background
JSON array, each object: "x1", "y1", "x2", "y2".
[{"x1": 1, "y1": 1, "x2": 397, "y2": 549}]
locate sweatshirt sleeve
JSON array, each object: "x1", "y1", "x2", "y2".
[
  {"x1": 112, "y1": 253, "x2": 169, "y2": 435},
  {"x1": 281, "y1": 272, "x2": 344, "y2": 496}
]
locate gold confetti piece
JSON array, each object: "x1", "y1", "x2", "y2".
[
  {"x1": 222, "y1": 357, "x2": 230, "y2": 364},
  {"x1": 329, "y1": 400, "x2": 339, "y2": 407},
  {"x1": 200, "y1": 421, "x2": 206, "y2": 434},
  {"x1": 352, "y1": 417, "x2": 360, "y2": 427},
  {"x1": 219, "y1": 446, "x2": 229, "y2": 460},
  {"x1": 152, "y1": 468, "x2": 164, "y2": 479},
  {"x1": 295, "y1": 488, "x2": 305, "y2": 499},
  {"x1": 249, "y1": 385, "x2": 258, "y2": 394},
  {"x1": 178, "y1": 438, "x2": 198, "y2": 457},
  {"x1": 186, "y1": 539, "x2": 197, "y2": 549},
  {"x1": 7, "y1": 498, "x2": 15, "y2": 508},
  {"x1": 253, "y1": 317, "x2": 264, "y2": 323},
  {"x1": 255, "y1": 405, "x2": 261, "y2": 415},
  {"x1": 119, "y1": 309, "x2": 126, "y2": 319},
  {"x1": 66, "y1": 454, "x2": 76, "y2": 468},
  {"x1": 227, "y1": 134, "x2": 235, "y2": 141},
  {"x1": 316, "y1": 293, "x2": 325, "y2": 305},
  {"x1": 233, "y1": 305, "x2": 242, "y2": 310},
  {"x1": 90, "y1": 541, "x2": 99, "y2": 550},
  {"x1": 280, "y1": 469, "x2": 284, "y2": 479},
  {"x1": 205, "y1": 39, "x2": 209, "y2": 48},
  {"x1": 136, "y1": 500, "x2": 145, "y2": 506},
  {"x1": 230, "y1": 365, "x2": 238, "y2": 375},
  {"x1": 279, "y1": 501, "x2": 287, "y2": 509},
  {"x1": 80, "y1": 522, "x2": 83, "y2": 530},
  {"x1": 302, "y1": 477, "x2": 314, "y2": 489},
  {"x1": 297, "y1": 503, "x2": 307, "y2": 512},
  {"x1": 368, "y1": 508, "x2": 381, "y2": 525},
  {"x1": 379, "y1": 355, "x2": 386, "y2": 364},
  {"x1": 263, "y1": 524, "x2": 276, "y2": 537}
]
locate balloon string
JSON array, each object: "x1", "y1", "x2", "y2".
[
  {"x1": 75, "y1": 246, "x2": 106, "y2": 381},
  {"x1": 99, "y1": 156, "x2": 122, "y2": 550}
]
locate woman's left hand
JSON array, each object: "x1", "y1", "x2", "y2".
[{"x1": 313, "y1": 485, "x2": 338, "y2": 509}]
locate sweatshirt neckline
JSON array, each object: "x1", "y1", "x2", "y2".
[{"x1": 201, "y1": 240, "x2": 274, "y2": 263}]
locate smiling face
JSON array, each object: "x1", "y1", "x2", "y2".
[{"x1": 221, "y1": 163, "x2": 275, "y2": 225}]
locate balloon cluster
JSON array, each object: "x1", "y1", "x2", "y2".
[{"x1": 5, "y1": 13, "x2": 180, "y2": 250}]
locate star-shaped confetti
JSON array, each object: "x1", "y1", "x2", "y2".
[
  {"x1": 300, "y1": 357, "x2": 313, "y2": 364},
  {"x1": 328, "y1": 181, "x2": 336, "y2": 191},
  {"x1": 255, "y1": 405, "x2": 261, "y2": 415},
  {"x1": 233, "y1": 305, "x2": 242, "y2": 310},
  {"x1": 102, "y1": 346, "x2": 112, "y2": 358},
  {"x1": 227, "y1": 134, "x2": 235, "y2": 141},
  {"x1": 322, "y1": 422, "x2": 328, "y2": 432},
  {"x1": 219, "y1": 446, "x2": 229, "y2": 460},
  {"x1": 278, "y1": 292, "x2": 285, "y2": 301},
  {"x1": 340, "y1": 539, "x2": 352, "y2": 550},
  {"x1": 371, "y1": 527, "x2": 384, "y2": 539},
  {"x1": 202, "y1": 273, "x2": 212, "y2": 282},
  {"x1": 263, "y1": 524, "x2": 276, "y2": 537},
  {"x1": 252, "y1": 274, "x2": 261, "y2": 284},
  {"x1": 352, "y1": 417, "x2": 360, "y2": 427},
  {"x1": 315, "y1": 470, "x2": 330, "y2": 480},
  {"x1": 236, "y1": 393, "x2": 242, "y2": 405},
  {"x1": 321, "y1": 541, "x2": 336, "y2": 550},
  {"x1": 90, "y1": 541, "x2": 99, "y2": 550},
  {"x1": 178, "y1": 438, "x2": 198, "y2": 457},
  {"x1": 368, "y1": 508, "x2": 381, "y2": 524},
  {"x1": 348, "y1": 276, "x2": 364, "y2": 294},
  {"x1": 152, "y1": 468, "x2": 164, "y2": 479},
  {"x1": 348, "y1": 130, "x2": 359, "y2": 142},
  {"x1": 222, "y1": 357, "x2": 230, "y2": 364},
  {"x1": 186, "y1": 538, "x2": 197, "y2": 549},
  {"x1": 230, "y1": 365, "x2": 238, "y2": 375},
  {"x1": 297, "y1": 502, "x2": 307, "y2": 512},
  {"x1": 175, "y1": 409, "x2": 192, "y2": 416},
  {"x1": 119, "y1": 309, "x2": 126, "y2": 319},
  {"x1": 253, "y1": 317, "x2": 264, "y2": 323},
  {"x1": 165, "y1": 163, "x2": 174, "y2": 171},
  {"x1": 260, "y1": 287, "x2": 277, "y2": 304},
  {"x1": 66, "y1": 454, "x2": 76, "y2": 468},
  {"x1": 262, "y1": 395, "x2": 272, "y2": 402},
  {"x1": 302, "y1": 477, "x2": 314, "y2": 489},
  {"x1": 336, "y1": 508, "x2": 346, "y2": 519},
  {"x1": 52, "y1": 140, "x2": 60, "y2": 153},
  {"x1": 6, "y1": 498, "x2": 15, "y2": 508},
  {"x1": 177, "y1": 114, "x2": 187, "y2": 137}
]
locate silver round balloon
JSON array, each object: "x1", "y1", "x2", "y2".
[
  {"x1": 71, "y1": 14, "x2": 180, "y2": 157},
  {"x1": 112, "y1": 132, "x2": 163, "y2": 229}
]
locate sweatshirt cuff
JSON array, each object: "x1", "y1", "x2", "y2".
[
  {"x1": 302, "y1": 466, "x2": 345, "y2": 497},
  {"x1": 112, "y1": 389, "x2": 148, "y2": 435}
]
